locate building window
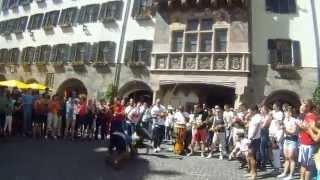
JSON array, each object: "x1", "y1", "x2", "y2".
[
  {"x1": 19, "y1": 0, "x2": 32, "y2": 6},
  {"x1": 2, "y1": 19, "x2": 16, "y2": 35},
  {"x1": 200, "y1": 19, "x2": 213, "y2": 31},
  {"x1": 169, "y1": 18, "x2": 227, "y2": 53},
  {"x1": 268, "y1": 39, "x2": 301, "y2": 68},
  {"x1": 171, "y1": 31, "x2": 183, "y2": 52},
  {"x1": 45, "y1": 73, "x2": 54, "y2": 88},
  {"x1": 132, "y1": 0, "x2": 154, "y2": 19},
  {"x1": 59, "y1": 7, "x2": 78, "y2": 27},
  {"x1": 28, "y1": 14, "x2": 44, "y2": 30},
  {"x1": 266, "y1": 0, "x2": 296, "y2": 14},
  {"x1": 200, "y1": 33, "x2": 213, "y2": 52},
  {"x1": 33, "y1": 45, "x2": 51, "y2": 64},
  {"x1": 214, "y1": 29, "x2": 227, "y2": 52},
  {"x1": 8, "y1": 48, "x2": 20, "y2": 64},
  {"x1": 99, "y1": 1, "x2": 123, "y2": 22},
  {"x1": 15, "y1": 16, "x2": 28, "y2": 33},
  {"x1": 97, "y1": 41, "x2": 116, "y2": 63},
  {"x1": 186, "y1": 19, "x2": 199, "y2": 31},
  {"x1": 0, "y1": 49, "x2": 8, "y2": 64},
  {"x1": 124, "y1": 40, "x2": 153, "y2": 66},
  {"x1": 8, "y1": 0, "x2": 19, "y2": 9},
  {"x1": 51, "y1": 44, "x2": 70, "y2": 64},
  {"x1": 70, "y1": 43, "x2": 90, "y2": 64},
  {"x1": 78, "y1": 4, "x2": 100, "y2": 24},
  {"x1": 43, "y1": 11, "x2": 60, "y2": 30},
  {"x1": 185, "y1": 34, "x2": 198, "y2": 52},
  {"x1": 22, "y1": 47, "x2": 35, "y2": 64}
]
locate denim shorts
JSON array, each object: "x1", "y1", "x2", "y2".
[
  {"x1": 283, "y1": 139, "x2": 298, "y2": 151},
  {"x1": 298, "y1": 144, "x2": 316, "y2": 170}
]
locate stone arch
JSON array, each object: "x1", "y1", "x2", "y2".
[
  {"x1": 56, "y1": 78, "x2": 88, "y2": 98},
  {"x1": 118, "y1": 80, "x2": 153, "y2": 104},
  {"x1": 264, "y1": 90, "x2": 301, "y2": 109}
]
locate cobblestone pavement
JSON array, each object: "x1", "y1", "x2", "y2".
[{"x1": 0, "y1": 138, "x2": 292, "y2": 180}]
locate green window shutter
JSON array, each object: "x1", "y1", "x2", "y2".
[
  {"x1": 267, "y1": 39, "x2": 277, "y2": 67},
  {"x1": 33, "y1": 46, "x2": 41, "y2": 64},
  {"x1": 78, "y1": 6, "x2": 86, "y2": 24},
  {"x1": 91, "y1": 4, "x2": 100, "y2": 22},
  {"x1": 124, "y1": 41, "x2": 134, "y2": 64},
  {"x1": 115, "y1": 1, "x2": 124, "y2": 20},
  {"x1": 292, "y1": 40, "x2": 301, "y2": 67},
  {"x1": 144, "y1": 40, "x2": 153, "y2": 66},
  {"x1": 132, "y1": 0, "x2": 140, "y2": 17},
  {"x1": 50, "y1": 45, "x2": 58, "y2": 63},
  {"x1": 90, "y1": 42, "x2": 99, "y2": 62},
  {"x1": 69, "y1": 44, "x2": 77, "y2": 63}
]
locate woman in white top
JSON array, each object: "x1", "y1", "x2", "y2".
[{"x1": 278, "y1": 107, "x2": 300, "y2": 180}]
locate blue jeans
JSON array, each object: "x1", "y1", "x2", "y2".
[
  {"x1": 125, "y1": 121, "x2": 136, "y2": 143},
  {"x1": 23, "y1": 105, "x2": 32, "y2": 134},
  {"x1": 260, "y1": 128, "x2": 269, "y2": 165}
]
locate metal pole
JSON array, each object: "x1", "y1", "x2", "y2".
[
  {"x1": 113, "y1": 0, "x2": 132, "y2": 96},
  {"x1": 311, "y1": 0, "x2": 320, "y2": 85}
]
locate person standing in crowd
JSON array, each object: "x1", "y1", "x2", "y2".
[
  {"x1": 77, "y1": 96, "x2": 87, "y2": 138},
  {"x1": 207, "y1": 105, "x2": 227, "y2": 159},
  {"x1": 111, "y1": 97, "x2": 125, "y2": 133},
  {"x1": 95, "y1": 99, "x2": 110, "y2": 140},
  {"x1": 306, "y1": 120, "x2": 320, "y2": 180},
  {"x1": 205, "y1": 109, "x2": 214, "y2": 147},
  {"x1": 188, "y1": 104, "x2": 207, "y2": 157},
  {"x1": 269, "y1": 103, "x2": 284, "y2": 174},
  {"x1": 165, "y1": 106, "x2": 174, "y2": 141},
  {"x1": 22, "y1": 89, "x2": 34, "y2": 136},
  {"x1": 231, "y1": 104, "x2": 247, "y2": 150},
  {"x1": 0, "y1": 89, "x2": 8, "y2": 136},
  {"x1": 12, "y1": 97, "x2": 23, "y2": 136},
  {"x1": 298, "y1": 100, "x2": 318, "y2": 180},
  {"x1": 141, "y1": 102, "x2": 152, "y2": 131},
  {"x1": 33, "y1": 94, "x2": 46, "y2": 138},
  {"x1": 246, "y1": 105, "x2": 262, "y2": 180},
  {"x1": 223, "y1": 104, "x2": 235, "y2": 151},
  {"x1": 278, "y1": 106, "x2": 300, "y2": 180},
  {"x1": 4, "y1": 91, "x2": 14, "y2": 136},
  {"x1": 65, "y1": 97, "x2": 75, "y2": 139},
  {"x1": 85, "y1": 99, "x2": 95, "y2": 139},
  {"x1": 126, "y1": 101, "x2": 142, "y2": 143},
  {"x1": 46, "y1": 95, "x2": 60, "y2": 139},
  {"x1": 259, "y1": 105, "x2": 272, "y2": 170},
  {"x1": 151, "y1": 99, "x2": 166, "y2": 153},
  {"x1": 125, "y1": 98, "x2": 135, "y2": 136}
]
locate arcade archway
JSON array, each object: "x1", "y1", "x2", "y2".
[
  {"x1": 118, "y1": 81, "x2": 153, "y2": 104},
  {"x1": 56, "y1": 78, "x2": 87, "y2": 98},
  {"x1": 264, "y1": 90, "x2": 301, "y2": 109}
]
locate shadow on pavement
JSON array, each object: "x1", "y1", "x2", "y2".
[{"x1": 0, "y1": 137, "x2": 182, "y2": 180}]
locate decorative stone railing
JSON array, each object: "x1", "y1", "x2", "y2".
[{"x1": 151, "y1": 52, "x2": 250, "y2": 72}]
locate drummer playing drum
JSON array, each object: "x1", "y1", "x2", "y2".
[{"x1": 173, "y1": 106, "x2": 187, "y2": 155}]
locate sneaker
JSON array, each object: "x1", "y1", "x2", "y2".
[
  {"x1": 283, "y1": 175, "x2": 293, "y2": 180},
  {"x1": 154, "y1": 148, "x2": 158, "y2": 153},
  {"x1": 187, "y1": 152, "x2": 193, "y2": 156},
  {"x1": 201, "y1": 153, "x2": 205, "y2": 158},
  {"x1": 156, "y1": 147, "x2": 161, "y2": 152},
  {"x1": 219, "y1": 155, "x2": 223, "y2": 160},
  {"x1": 277, "y1": 172, "x2": 286, "y2": 178},
  {"x1": 206, "y1": 153, "x2": 212, "y2": 159}
]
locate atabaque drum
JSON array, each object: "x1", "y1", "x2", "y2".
[{"x1": 174, "y1": 123, "x2": 186, "y2": 155}]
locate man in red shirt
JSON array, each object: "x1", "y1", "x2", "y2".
[{"x1": 298, "y1": 99, "x2": 318, "y2": 180}]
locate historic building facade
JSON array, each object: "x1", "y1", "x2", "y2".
[
  {"x1": 250, "y1": 0, "x2": 320, "y2": 107},
  {"x1": 0, "y1": 0, "x2": 155, "y2": 103},
  {"x1": 150, "y1": 0, "x2": 250, "y2": 109},
  {"x1": 0, "y1": 0, "x2": 319, "y2": 108}
]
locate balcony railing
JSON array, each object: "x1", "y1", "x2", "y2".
[{"x1": 151, "y1": 52, "x2": 250, "y2": 72}]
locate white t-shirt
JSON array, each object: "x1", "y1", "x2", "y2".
[
  {"x1": 125, "y1": 105, "x2": 134, "y2": 115},
  {"x1": 151, "y1": 105, "x2": 166, "y2": 126},
  {"x1": 174, "y1": 111, "x2": 186, "y2": 125},
  {"x1": 165, "y1": 113, "x2": 175, "y2": 127},
  {"x1": 248, "y1": 114, "x2": 262, "y2": 140},
  {"x1": 223, "y1": 110, "x2": 235, "y2": 128},
  {"x1": 283, "y1": 117, "x2": 300, "y2": 136},
  {"x1": 270, "y1": 110, "x2": 284, "y2": 137}
]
